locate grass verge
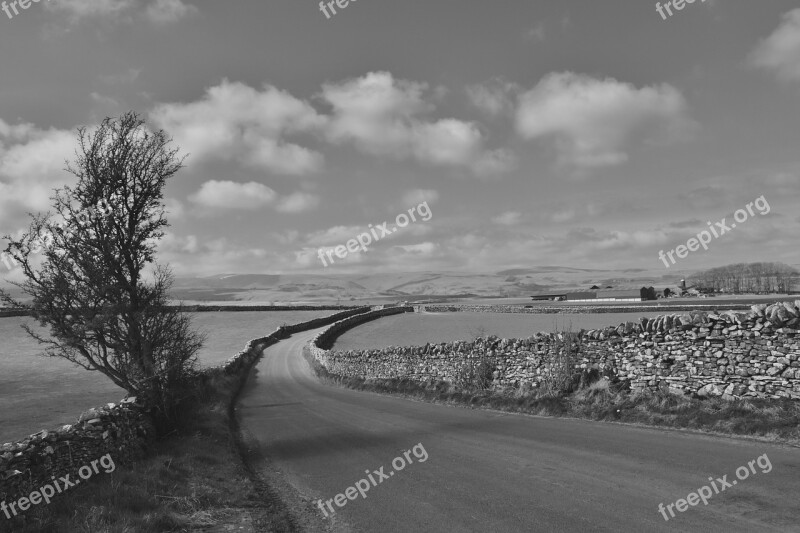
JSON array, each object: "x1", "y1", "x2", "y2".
[
  {"x1": 303, "y1": 347, "x2": 800, "y2": 446},
  {"x1": 1, "y1": 351, "x2": 298, "y2": 533}
]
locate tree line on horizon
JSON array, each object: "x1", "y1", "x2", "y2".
[{"x1": 689, "y1": 262, "x2": 799, "y2": 294}]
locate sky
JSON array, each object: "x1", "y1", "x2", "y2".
[{"x1": 1, "y1": 0, "x2": 799, "y2": 278}]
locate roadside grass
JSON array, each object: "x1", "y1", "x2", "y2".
[
  {"x1": 303, "y1": 347, "x2": 800, "y2": 445},
  {"x1": 1, "y1": 368, "x2": 297, "y2": 533}
]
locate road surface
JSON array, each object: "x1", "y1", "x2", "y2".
[{"x1": 238, "y1": 327, "x2": 800, "y2": 532}]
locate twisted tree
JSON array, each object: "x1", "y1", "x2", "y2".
[{"x1": 1, "y1": 111, "x2": 204, "y2": 431}]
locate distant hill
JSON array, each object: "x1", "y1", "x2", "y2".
[{"x1": 168, "y1": 267, "x2": 693, "y2": 304}]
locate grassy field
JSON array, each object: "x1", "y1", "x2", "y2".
[
  {"x1": 333, "y1": 311, "x2": 668, "y2": 350},
  {"x1": 189, "y1": 310, "x2": 338, "y2": 366},
  {"x1": 0, "y1": 310, "x2": 335, "y2": 445}
]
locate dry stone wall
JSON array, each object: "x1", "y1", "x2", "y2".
[
  {"x1": 0, "y1": 306, "x2": 371, "y2": 503},
  {"x1": 309, "y1": 306, "x2": 415, "y2": 365},
  {"x1": 0, "y1": 398, "x2": 153, "y2": 506},
  {"x1": 421, "y1": 303, "x2": 756, "y2": 314},
  {"x1": 315, "y1": 302, "x2": 800, "y2": 401}
]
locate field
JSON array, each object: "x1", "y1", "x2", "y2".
[
  {"x1": 0, "y1": 304, "x2": 768, "y2": 443},
  {"x1": 333, "y1": 311, "x2": 670, "y2": 351},
  {"x1": 189, "y1": 310, "x2": 339, "y2": 366},
  {"x1": 0, "y1": 310, "x2": 335, "y2": 444}
]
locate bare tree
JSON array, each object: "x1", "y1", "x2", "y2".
[
  {"x1": 692, "y1": 262, "x2": 798, "y2": 294},
  {"x1": 0, "y1": 112, "x2": 204, "y2": 431}
]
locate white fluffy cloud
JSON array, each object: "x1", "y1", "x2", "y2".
[
  {"x1": 189, "y1": 180, "x2": 277, "y2": 210},
  {"x1": 275, "y1": 192, "x2": 320, "y2": 213},
  {"x1": 402, "y1": 189, "x2": 439, "y2": 206},
  {"x1": 45, "y1": 0, "x2": 195, "y2": 24},
  {"x1": 45, "y1": 0, "x2": 135, "y2": 20},
  {"x1": 163, "y1": 198, "x2": 185, "y2": 220},
  {"x1": 515, "y1": 72, "x2": 693, "y2": 169},
  {"x1": 188, "y1": 180, "x2": 321, "y2": 215},
  {"x1": 465, "y1": 78, "x2": 519, "y2": 116},
  {"x1": 0, "y1": 120, "x2": 77, "y2": 228},
  {"x1": 147, "y1": 73, "x2": 514, "y2": 179},
  {"x1": 321, "y1": 72, "x2": 512, "y2": 175},
  {"x1": 304, "y1": 225, "x2": 365, "y2": 246},
  {"x1": 492, "y1": 211, "x2": 522, "y2": 225},
  {"x1": 146, "y1": 0, "x2": 197, "y2": 24},
  {"x1": 750, "y1": 8, "x2": 800, "y2": 82},
  {"x1": 151, "y1": 79, "x2": 326, "y2": 175}
]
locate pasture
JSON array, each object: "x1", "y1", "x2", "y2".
[
  {"x1": 0, "y1": 310, "x2": 334, "y2": 444},
  {"x1": 333, "y1": 311, "x2": 672, "y2": 350}
]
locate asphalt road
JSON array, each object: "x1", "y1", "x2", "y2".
[{"x1": 238, "y1": 327, "x2": 800, "y2": 533}]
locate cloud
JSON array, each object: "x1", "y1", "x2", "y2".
[
  {"x1": 578, "y1": 228, "x2": 670, "y2": 251},
  {"x1": 159, "y1": 232, "x2": 200, "y2": 254},
  {"x1": 163, "y1": 198, "x2": 185, "y2": 220},
  {"x1": 145, "y1": 0, "x2": 197, "y2": 24},
  {"x1": 46, "y1": 0, "x2": 195, "y2": 25},
  {"x1": 151, "y1": 79, "x2": 326, "y2": 175},
  {"x1": 515, "y1": 72, "x2": 693, "y2": 170},
  {"x1": 45, "y1": 0, "x2": 135, "y2": 21},
  {"x1": 99, "y1": 68, "x2": 141, "y2": 85},
  {"x1": 677, "y1": 185, "x2": 730, "y2": 209},
  {"x1": 524, "y1": 22, "x2": 546, "y2": 42},
  {"x1": 321, "y1": 71, "x2": 509, "y2": 175},
  {"x1": 156, "y1": 235, "x2": 286, "y2": 276},
  {"x1": 90, "y1": 92, "x2": 123, "y2": 114},
  {"x1": 465, "y1": 78, "x2": 519, "y2": 116},
  {"x1": 275, "y1": 192, "x2": 320, "y2": 213},
  {"x1": 410, "y1": 119, "x2": 482, "y2": 166},
  {"x1": 402, "y1": 189, "x2": 439, "y2": 206},
  {"x1": 473, "y1": 148, "x2": 518, "y2": 176},
  {"x1": 188, "y1": 180, "x2": 277, "y2": 210},
  {"x1": 305, "y1": 225, "x2": 365, "y2": 246},
  {"x1": 393, "y1": 242, "x2": 438, "y2": 255},
  {"x1": 0, "y1": 119, "x2": 77, "y2": 229},
  {"x1": 551, "y1": 209, "x2": 575, "y2": 223},
  {"x1": 492, "y1": 211, "x2": 522, "y2": 225},
  {"x1": 149, "y1": 73, "x2": 512, "y2": 179},
  {"x1": 749, "y1": 8, "x2": 800, "y2": 82},
  {"x1": 760, "y1": 172, "x2": 800, "y2": 195}
]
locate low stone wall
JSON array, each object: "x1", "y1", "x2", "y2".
[
  {"x1": 0, "y1": 306, "x2": 371, "y2": 504},
  {"x1": 309, "y1": 306, "x2": 415, "y2": 365},
  {"x1": 421, "y1": 303, "x2": 757, "y2": 314},
  {"x1": 201, "y1": 306, "x2": 371, "y2": 381},
  {"x1": 185, "y1": 304, "x2": 361, "y2": 313},
  {"x1": 0, "y1": 398, "x2": 153, "y2": 506},
  {"x1": 317, "y1": 302, "x2": 800, "y2": 400}
]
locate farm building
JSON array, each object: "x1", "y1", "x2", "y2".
[
  {"x1": 564, "y1": 292, "x2": 597, "y2": 301},
  {"x1": 568, "y1": 288, "x2": 656, "y2": 302},
  {"x1": 530, "y1": 291, "x2": 568, "y2": 301},
  {"x1": 531, "y1": 287, "x2": 657, "y2": 302}
]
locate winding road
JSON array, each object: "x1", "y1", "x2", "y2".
[{"x1": 238, "y1": 326, "x2": 800, "y2": 533}]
